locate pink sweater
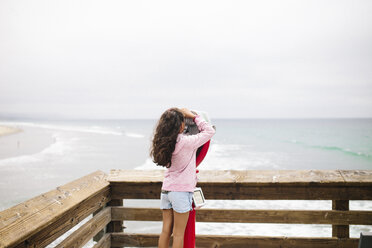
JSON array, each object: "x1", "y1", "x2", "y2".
[{"x1": 162, "y1": 115, "x2": 216, "y2": 192}]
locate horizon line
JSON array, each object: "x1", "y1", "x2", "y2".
[{"x1": 1, "y1": 115, "x2": 372, "y2": 121}]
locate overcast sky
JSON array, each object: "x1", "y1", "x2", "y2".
[{"x1": 0, "y1": 0, "x2": 371, "y2": 119}]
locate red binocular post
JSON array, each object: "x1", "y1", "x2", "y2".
[{"x1": 183, "y1": 140, "x2": 210, "y2": 248}]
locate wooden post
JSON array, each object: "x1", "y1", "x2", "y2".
[
  {"x1": 106, "y1": 199, "x2": 124, "y2": 233},
  {"x1": 332, "y1": 200, "x2": 349, "y2": 238}
]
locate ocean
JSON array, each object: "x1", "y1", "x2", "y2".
[{"x1": 0, "y1": 118, "x2": 371, "y2": 245}]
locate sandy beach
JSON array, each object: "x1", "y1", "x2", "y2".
[
  {"x1": 0, "y1": 120, "x2": 150, "y2": 211},
  {"x1": 0, "y1": 125, "x2": 22, "y2": 137}
]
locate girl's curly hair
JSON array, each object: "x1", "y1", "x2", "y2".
[{"x1": 150, "y1": 108, "x2": 184, "y2": 168}]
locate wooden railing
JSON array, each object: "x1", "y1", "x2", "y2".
[
  {"x1": 0, "y1": 169, "x2": 372, "y2": 248},
  {"x1": 0, "y1": 171, "x2": 110, "y2": 248}
]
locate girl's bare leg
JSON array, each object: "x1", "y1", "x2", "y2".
[
  {"x1": 172, "y1": 211, "x2": 190, "y2": 248},
  {"x1": 158, "y1": 209, "x2": 174, "y2": 248}
]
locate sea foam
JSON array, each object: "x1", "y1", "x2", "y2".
[
  {"x1": 0, "y1": 121, "x2": 124, "y2": 136},
  {"x1": 0, "y1": 133, "x2": 67, "y2": 167}
]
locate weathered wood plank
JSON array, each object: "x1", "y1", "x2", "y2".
[
  {"x1": 93, "y1": 207, "x2": 105, "y2": 242},
  {"x1": 0, "y1": 171, "x2": 110, "y2": 248},
  {"x1": 108, "y1": 170, "x2": 372, "y2": 200},
  {"x1": 28, "y1": 187, "x2": 110, "y2": 248},
  {"x1": 111, "y1": 207, "x2": 372, "y2": 225},
  {"x1": 339, "y1": 170, "x2": 372, "y2": 184},
  {"x1": 92, "y1": 233, "x2": 111, "y2": 248},
  {"x1": 111, "y1": 233, "x2": 160, "y2": 247},
  {"x1": 108, "y1": 169, "x2": 372, "y2": 186},
  {"x1": 111, "y1": 233, "x2": 359, "y2": 248},
  {"x1": 55, "y1": 207, "x2": 111, "y2": 248},
  {"x1": 109, "y1": 169, "x2": 165, "y2": 183},
  {"x1": 332, "y1": 200, "x2": 349, "y2": 238},
  {"x1": 199, "y1": 184, "x2": 372, "y2": 200},
  {"x1": 110, "y1": 182, "x2": 160, "y2": 199},
  {"x1": 110, "y1": 182, "x2": 372, "y2": 200},
  {"x1": 194, "y1": 235, "x2": 359, "y2": 248}
]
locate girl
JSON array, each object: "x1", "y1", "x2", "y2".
[{"x1": 150, "y1": 108, "x2": 215, "y2": 248}]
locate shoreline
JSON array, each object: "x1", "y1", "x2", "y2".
[{"x1": 0, "y1": 125, "x2": 22, "y2": 137}]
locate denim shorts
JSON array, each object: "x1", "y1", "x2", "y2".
[{"x1": 160, "y1": 191, "x2": 193, "y2": 213}]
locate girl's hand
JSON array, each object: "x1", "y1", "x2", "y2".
[{"x1": 180, "y1": 108, "x2": 196, "y2": 119}]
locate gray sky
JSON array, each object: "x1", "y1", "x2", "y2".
[{"x1": 0, "y1": 0, "x2": 371, "y2": 119}]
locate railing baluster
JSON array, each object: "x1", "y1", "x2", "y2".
[
  {"x1": 106, "y1": 199, "x2": 124, "y2": 232},
  {"x1": 332, "y1": 200, "x2": 349, "y2": 238}
]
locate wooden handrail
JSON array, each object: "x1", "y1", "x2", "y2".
[
  {"x1": 109, "y1": 170, "x2": 372, "y2": 200},
  {"x1": 0, "y1": 171, "x2": 110, "y2": 248},
  {"x1": 0, "y1": 169, "x2": 371, "y2": 248},
  {"x1": 108, "y1": 169, "x2": 372, "y2": 248}
]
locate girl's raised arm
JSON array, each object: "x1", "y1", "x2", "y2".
[{"x1": 183, "y1": 115, "x2": 215, "y2": 149}]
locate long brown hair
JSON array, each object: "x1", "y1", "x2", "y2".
[{"x1": 150, "y1": 108, "x2": 184, "y2": 168}]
